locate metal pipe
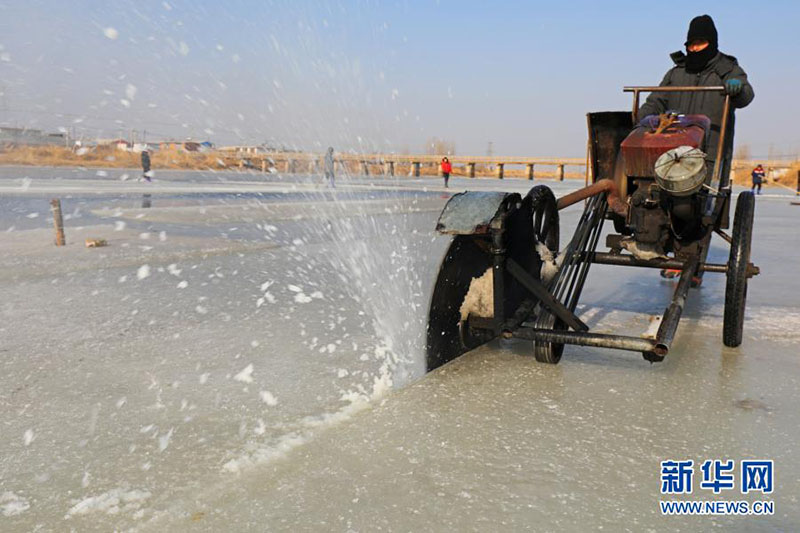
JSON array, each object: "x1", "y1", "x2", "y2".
[
  {"x1": 590, "y1": 252, "x2": 727, "y2": 273},
  {"x1": 491, "y1": 226, "x2": 506, "y2": 327},
  {"x1": 624, "y1": 86, "x2": 726, "y2": 92},
  {"x1": 505, "y1": 258, "x2": 588, "y2": 332},
  {"x1": 653, "y1": 256, "x2": 699, "y2": 356},
  {"x1": 712, "y1": 95, "x2": 732, "y2": 188},
  {"x1": 556, "y1": 179, "x2": 628, "y2": 217},
  {"x1": 513, "y1": 327, "x2": 656, "y2": 353}
]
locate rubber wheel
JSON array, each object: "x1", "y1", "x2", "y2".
[
  {"x1": 525, "y1": 186, "x2": 564, "y2": 364},
  {"x1": 723, "y1": 191, "x2": 755, "y2": 347}
]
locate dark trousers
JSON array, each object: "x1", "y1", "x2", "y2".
[
  {"x1": 443, "y1": 172, "x2": 450, "y2": 187},
  {"x1": 751, "y1": 181, "x2": 762, "y2": 194}
]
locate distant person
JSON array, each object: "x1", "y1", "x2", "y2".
[
  {"x1": 324, "y1": 147, "x2": 335, "y2": 188},
  {"x1": 441, "y1": 157, "x2": 452, "y2": 188},
  {"x1": 140, "y1": 150, "x2": 152, "y2": 182},
  {"x1": 751, "y1": 164, "x2": 765, "y2": 194}
]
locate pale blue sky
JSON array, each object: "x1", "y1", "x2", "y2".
[{"x1": 1, "y1": 1, "x2": 797, "y2": 158}]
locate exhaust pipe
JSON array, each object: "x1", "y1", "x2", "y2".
[{"x1": 556, "y1": 179, "x2": 628, "y2": 217}]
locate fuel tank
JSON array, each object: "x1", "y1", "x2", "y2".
[{"x1": 621, "y1": 114, "x2": 710, "y2": 178}]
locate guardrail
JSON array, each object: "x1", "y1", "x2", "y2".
[
  {"x1": 219, "y1": 151, "x2": 587, "y2": 180},
  {"x1": 217, "y1": 150, "x2": 795, "y2": 182}
]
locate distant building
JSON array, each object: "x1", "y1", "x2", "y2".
[
  {"x1": 159, "y1": 140, "x2": 214, "y2": 152},
  {"x1": 218, "y1": 145, "x2": 269, "y2": 155},
  {"x1": 113, "y1": 139, "x2": 132, "y2": 151},
  {"x1": 0, "y1": 127, "x2": 67, "y2": 147}
]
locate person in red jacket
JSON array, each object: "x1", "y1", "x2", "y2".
[{"x1": 441, "y1": 157, "x2": 452, "y2": 188}]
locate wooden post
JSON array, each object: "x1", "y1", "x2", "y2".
[
  {"x1": 385, "y1": 161, "x2": 395, "y2": 176},
  {"x1": 50, "y1": 199, "x2": 65, "y2": 246},
  {"x1": 412, "y1": 162, "x2": 420, "y2": 177},
  {"x1": 261, "y1": 160, "x2": 266, "y2": 172},
  {"x1": 557, "y1": 164, "x2": 565, "y2": 181},
  {"x1": 361, "y1": 161, "x2": 370, "y2": 176},
  {"x1": 496, "y1": 163, "x2": 504, "y2": 179},
  {"x1": 286, "y1": 159, "x2": 294, "y2": 173},
  {"x1": 467, "y1": 162, "x2": 476, "y2": 178},
  {"x1": 526, "y1": 163, "x2": 534, "y2": 180},
  {"x1": 796, "y1": 170, "x2": 800, "y2": 195}
]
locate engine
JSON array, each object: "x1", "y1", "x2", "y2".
[{"x1": 617, "y1": 113, "x2": 712, "y2": 256}]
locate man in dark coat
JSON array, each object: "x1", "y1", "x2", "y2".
[
  {"x1": 141, "y1": 150, "x2": 152, "y2": 182},
  {"x1": 639, "y1": 15, "x2": 754, "y2": 186},
  {"x1": 324, "y1": 146, "x2": 335, "y2": 188}
]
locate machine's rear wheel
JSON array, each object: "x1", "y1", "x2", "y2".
[
  {"x1": 526, "y1": 186, "x2": 564, "y2": 364},
  {"x1": 723, "y1": 191, "x2": 755, "y2": 347}
]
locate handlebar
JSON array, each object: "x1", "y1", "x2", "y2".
[{"x1": 624, "y1": 86, "x2": 725, "y2": 93}]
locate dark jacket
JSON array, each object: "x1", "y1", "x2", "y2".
[
  {"x1": 639, "y1": 51, "x2": 754, "y2": 166},
  {"x1": 324, "y1": 150, "x2": 334, "y2": 174},
  {"x1": 141, "y1": 151, "x2": 151, "y2": 171}
]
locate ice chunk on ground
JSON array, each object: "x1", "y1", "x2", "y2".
[
  {"x1": 158, "y1": 428, "x2": 174, "y2": 452},
  {"x1": 259, "y1": 390, "x2": 278, "y2": 406},
  {"x1": 65, "y1": 487, "x2": 150, "y2": 518},
  {"x1": 234, "y1": 364, "x2": 254, "y2": 383},
  {"x1": 294, "y1": 293, "x2": 312, "y2": 303},
  {"x1": 136, "y1": 265, "x2": 151, "y2": 280},
  {"x1": 1, "y1": 491, "x2": 30, "y2": 517}
]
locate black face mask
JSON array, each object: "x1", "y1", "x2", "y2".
[{"x1": 685, "y1": 44, "x2": 717, "y2": 73}]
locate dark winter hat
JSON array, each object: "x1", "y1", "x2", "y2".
[{"x1": 685, "y1": 14, "x2": 718, "y2": 47}]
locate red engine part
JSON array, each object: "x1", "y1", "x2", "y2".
[{"x1": 621, "y1": 114, "x2": 710, "y2": 178}]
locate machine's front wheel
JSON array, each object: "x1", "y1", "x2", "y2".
[{"x1": 723, "y1": 191, "x2": 755, "y2": 347}]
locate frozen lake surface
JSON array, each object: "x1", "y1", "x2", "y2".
[{"x1": 1, "y1": 166, "x2": 798, "y2": 531}]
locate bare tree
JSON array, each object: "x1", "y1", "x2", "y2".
[
  {"x1": 734, "y1": 144, "x2": 751, "y2": 161},
  {"x1": 425, "y1": 137, "x2": 455, "y2": 156}
]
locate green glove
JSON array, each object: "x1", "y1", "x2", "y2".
[{"x1": 725, "y1": 78, "x2": 743, "y2": 96}]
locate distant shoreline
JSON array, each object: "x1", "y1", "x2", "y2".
[{"x1": 0, "y1": 145, "x2": 796, "y2": 188}]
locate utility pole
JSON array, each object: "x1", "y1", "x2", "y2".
[{"x1": 0, "y1": 84, "x2": 6, "y2": 124}]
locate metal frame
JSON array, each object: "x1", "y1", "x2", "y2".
[{"x1": 458, "y1": 86, "x2": 754, "y2": 362}]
